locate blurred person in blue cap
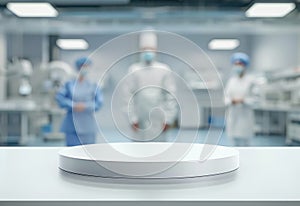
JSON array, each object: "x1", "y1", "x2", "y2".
[
  {"x1": 56, "y1": 57, "x2": 103, "y2": 146},
  {"x1": 225, "y1": 52, "x2": 254, "y2": 146}
]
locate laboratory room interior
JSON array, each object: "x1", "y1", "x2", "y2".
[{"x1": 0, "y1": 0, "x2": 300, "y2": 148}]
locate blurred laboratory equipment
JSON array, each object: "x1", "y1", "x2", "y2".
[
  {"x1": 6, "y1": 59, "x2": 33, "y2": 97},
  {"x1": 0, "y1": 59, "x2": 34, "y2": 144},
  {"x1": 252, "y1": 67, "x2": 300, "y2": 143},
  {"x1": 0, "y1": 59, "x2": 73, "y2": 145},
  {"x1": 37, "y1": 61, "x2": 75, "y2": 106},
  {"x1": 33, "y1": 61, "x2": 75, "y2": 141},
  {"x1": 259, "y1": 68, "x2": 300, "y2": 106}
]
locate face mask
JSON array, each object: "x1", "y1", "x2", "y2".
[
  {"x1": 80, "y1": 69, "x2": 88, "y2": 77},
  {"x1": 233, "y1": 65, "x2": 245, "y2": 76},
  {"x1": 141, "y1": 52, "x2": 155, "y2": 63}
]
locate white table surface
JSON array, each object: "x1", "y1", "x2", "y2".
[{"x1": 0, "y1": 147, "x2": 300, "y2": 201}]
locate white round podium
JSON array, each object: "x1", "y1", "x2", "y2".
[{"x1": 59, "y1": 143, "x2": 239, "y2": 179}]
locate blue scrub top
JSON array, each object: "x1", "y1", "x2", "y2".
[{"x1": 56, "y1": 79, "x2": 103, "y2": 135}]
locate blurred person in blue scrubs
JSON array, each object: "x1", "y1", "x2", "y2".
[{"x1": 56, "y1": 57, "x2": 103, "y2": 146}]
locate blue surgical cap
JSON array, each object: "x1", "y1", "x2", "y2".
[
  {"x1": 231, "y1": 52, "x2": 250, "y2": 67},
  {"x1": 75, "y1": 57, "x2": 92, "y2": 70}
]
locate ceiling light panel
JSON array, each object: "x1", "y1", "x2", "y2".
[
  {"x1": 7, "y1": 2, "x2": 58, "y2": 17},
  {"x1": 208, "y1": 39, "x2": 240, "y2": 50},
  {"x1": 246, "y1": 3, "x2": 296, "y2": 18},
  {"x1": 56, "y1": 39, "x2": 89, "y2": 50}
]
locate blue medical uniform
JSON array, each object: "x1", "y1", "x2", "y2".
[{"x1": 56, "y1": 79, "x2": 103, "y2": 146}]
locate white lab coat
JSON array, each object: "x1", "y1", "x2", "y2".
[
  {"x1": 225, "y1": 74, "x2": 254, "y2": 139},
  {"x1": 124, "y1": 61, "x2": 178, "y2": 141}
]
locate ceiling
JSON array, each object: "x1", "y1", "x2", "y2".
[
  {"x1": 0, "y1": 0, "x2": 299, "y2": 34},
  {"x1": 0, "y1": 0, "x2": 254, "y2": 8}
]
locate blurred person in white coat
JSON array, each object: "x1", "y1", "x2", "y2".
[
  {"x1": 124, "y1": 31, "x2": 178, "y2": 142},
  {"x1": 225, "y1": 52, "x2": 254, "y2": 146}
]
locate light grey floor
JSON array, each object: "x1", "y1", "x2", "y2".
[{"x1": 21, "y1": 128, "x2": 298, "y2": 147}]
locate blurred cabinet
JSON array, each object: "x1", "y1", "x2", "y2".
[
  {"x1": 253, "y1": 109, "x2": 286, "y2": 135},
  {"x1": 0, "y1": 111, "x2": 29, "y2": 144},
  {"x1": 178, "y1": 88, "x2": 225, "y2": 129},
  {"x1": 286, "y1": 113, "x2": 300, "y2": 143},
  {"x1": 179, "y1": 106, "x2": 210, "y2": 128},
  {"x1": 0, "y1": 102, "x2": 65, "y2": 145}
]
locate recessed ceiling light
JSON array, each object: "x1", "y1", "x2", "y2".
[
  {"x1": 56, "y1": 39, "x2": 89, "y2": 50},
  {"x1": 208, "y1": 39, "x2": 240, "y2": 50},
  {"x1": 246, "y1": 3, "x2": 295, "y2": 18},
  {"x1": 7, "y1": 2, "x2": 58, "y2": 17}
]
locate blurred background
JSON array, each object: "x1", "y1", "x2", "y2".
[{"x1": 0, "y1": 0, "x2": 300, "y2": 146}]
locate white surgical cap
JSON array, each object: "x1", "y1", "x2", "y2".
[{"x1": 139, "y1": 31, "x2": 157, "y2": 50}]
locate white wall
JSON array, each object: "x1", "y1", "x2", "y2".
[
  {"x1": 10, "y1": 33, "x2": 298, "y2": 76},
  {"x1": 6, "y1": 34, "x2": 45, "y2": 67},
  {"x1": 186, "y1": 34, "x2": 251, "y2": 72},
  {"x1": 251, "y1": 34, "x2": 298, "y2": 71},
  {"x1": 57, "y1": 33, "x2": 300, "y2": 129},
  {"x1": 57, "y1": 33, "x2": 252, "y2": 129},
  {"x1": 5, "y1": 32, "x2": 300, "y2": 130},
  {"x1": 58, "y1": 33, "x2": 253, "y2": 81}
]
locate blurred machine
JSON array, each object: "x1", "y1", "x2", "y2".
[
  {"x1": 0, "y1": 59, "x2": 35, "y2": 144},
  {"x1": 6, "y1": 59, "x2": 33, "y2": 98},
  {"x1": 32, "y1": 61, "x2": 74, "y2": 107},
  {"x1": 268, "y1": 68, "x2": 300, "y2": 143},
  {"x1": 31, "y1": 61, "x2": 74, "y2": 142},
  {"x1": 0, "y1": 59, "x2": 73, "y2": 145},
  {"x1": 252, "y1": 68, "x2": 300, "y2": 143},
  {"x1": 260, "y1": 68, "x2": 300, "y2": 106}
]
